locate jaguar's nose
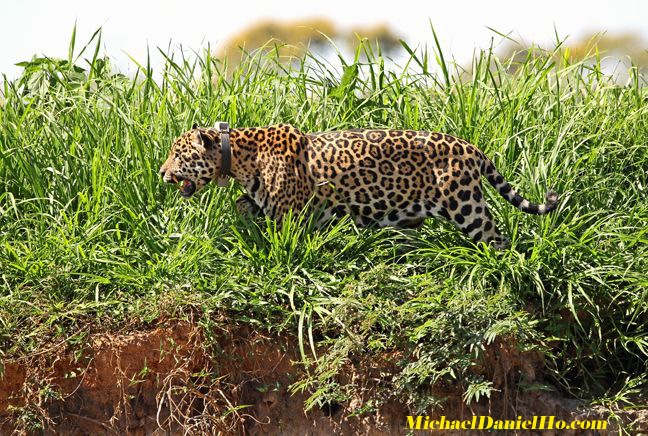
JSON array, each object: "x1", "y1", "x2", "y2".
[{"x1": 160, "y1": 169, "x2": 176, "y2": 184}]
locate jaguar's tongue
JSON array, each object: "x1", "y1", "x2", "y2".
[{"x1": 179, "y1": 179, "x2": 192, "y2": 195}]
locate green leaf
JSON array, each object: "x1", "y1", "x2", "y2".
[{"x1": 330, "y1": 64, "x2": 358, "y2": 99}]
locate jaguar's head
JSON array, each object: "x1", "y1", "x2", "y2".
[{"x1": 159, "y1": 125, "x2": 222, "y2": 198}]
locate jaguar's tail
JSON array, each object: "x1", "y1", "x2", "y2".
[{"x1": 482, "y1": 158, "x2": 558, "y2": 215}]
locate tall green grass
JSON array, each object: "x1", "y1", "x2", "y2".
[{"x1": 1, "y1": 27, "x2": 647, "y2": 413}]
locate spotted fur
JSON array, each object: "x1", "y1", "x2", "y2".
[{"x1": 159, "y1": 124, "x2": 558, "y2": 249}]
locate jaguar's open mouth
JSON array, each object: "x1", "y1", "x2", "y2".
[{"x1": 174, "y1": 176, "x2": 196, "y2": 198}]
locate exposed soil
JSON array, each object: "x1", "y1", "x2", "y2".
[{"x1": 1, "y1": 318, "x2": 646, "y2": 435}]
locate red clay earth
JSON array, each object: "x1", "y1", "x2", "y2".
[{"x1": 1, "y1": 319, "x2": 645, "y2": 435}]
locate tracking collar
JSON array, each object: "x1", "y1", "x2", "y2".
[{"x1": 214, "y1": 121, "x2": 231, "y2": 186}]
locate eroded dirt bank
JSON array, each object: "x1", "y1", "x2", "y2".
[{"x1": 1, "y1": 319, "x2": 644, "y2": 435}]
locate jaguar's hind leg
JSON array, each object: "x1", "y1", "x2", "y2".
[
  {"x1": 439, "y1": 184, "x2": 509, "y2": 249},
  {"x1": 452, "y1": 194, "x2": 509, "y2": 249},
  {"x1": 456, "y1": 204, "x2": 509, "y2": 249}
]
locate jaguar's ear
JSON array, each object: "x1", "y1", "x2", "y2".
[
  {"x1": 199, "y1": 131, "x2": 214, "y2": 149},
  {"x1": 192, "y1": 123, "x2": 198, "y2": 130}
]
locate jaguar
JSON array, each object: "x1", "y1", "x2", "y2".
[{"x1": 159, "y1": 123, "x2": 558, "y2": 249}]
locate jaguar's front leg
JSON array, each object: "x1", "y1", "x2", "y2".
[{"x1": 235, "y1": 195, "x2": 264, "y2": 217}]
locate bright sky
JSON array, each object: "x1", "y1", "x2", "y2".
[{"x1": 2, "y1": 0, "x2": 647, "y2": 79}]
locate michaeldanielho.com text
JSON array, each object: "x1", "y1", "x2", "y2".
[{"x1": 406, "y1": 415, "x2": 607, "y2": 431}]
